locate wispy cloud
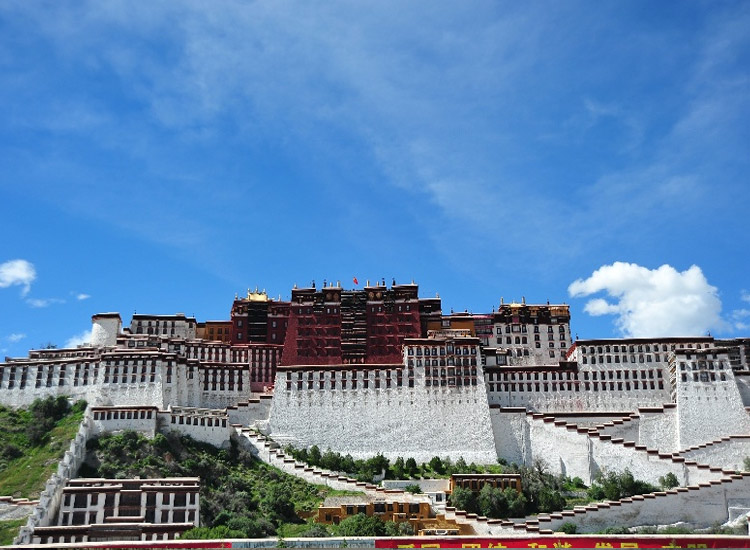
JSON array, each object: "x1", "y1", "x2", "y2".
[
  {"x1": 75, "y1": 293, "x2": 91, "y2": 301},
  {"x1": 0, "y1": 259, "x2": 36, "y2": 296},
  {"x1": 732, "y1": 290, "x2": 750, "y2": 331},
  {"x1": 1, "y1": 2, "x2": 748, "y2": 284},
  {"x1": 26, "y1": 297, "x2": 65, "y2": 308},
  {"x1": 6, "y1": 333, "x2": 26, "y2": 343},
  {"x1": 569, "y1": 262, "x2": 724, "y2": 337}
]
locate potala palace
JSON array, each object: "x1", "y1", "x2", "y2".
[{"x1": 4, "y1": 281, "x2": 750, "y2": 543}]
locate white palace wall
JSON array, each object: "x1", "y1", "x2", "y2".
[
  {"x1": 637, "y1": 406, "x2": 679, "y2": 453},
  {"x1": 267, "y1": 367, "x2": 497, "y2": 464},
  {"x1": 676, "y1": 365, "x2": 750, "y2": 450}
]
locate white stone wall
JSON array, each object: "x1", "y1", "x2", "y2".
[
  {"x1": 91, "y1": 408, "x2": 158, "y2": 437},
  {"x1": 91, "y1": 315, "x2": 121, "y2": 347},
  {"x1": 267, "y1": 367, "x2": 497, "y2": 464},
  {"x1": 485, "y1": 367, "x2": 670, "y2": 413},
  {"x1": 637, "y1": 406, "x2": 679, "y2": 453},
  {"x1": 489, "y1": 409, "x2": 723, "y2": 486},
  {"x1": 526, "y1": 475, "x2": 750, "y2": 533},
  {"x1": 164, "y1": 411, "x2": 232, "y2": 448},
  {"x1": 597, "y1": 417, "x2": 640, "y2": 442},
  {"x1": 227, "y1": 396, "x2": 273, "y2": 426},
  {"x1": 678, "y1": 437, "x2": 750, "y2": 472},
  {"x1": 490, "y1": 408, "x2": 530, "y2": 466},
  {"x1": 676, "y1": 362, "x2": 750, "y2": 450},
  {"x1": 734, "y1": 373, "x2": 750, "y2": 406}
]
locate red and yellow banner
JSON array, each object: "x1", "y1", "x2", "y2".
[{"x1": 375, "y1": 536, "x2": 750, "y2": 549}]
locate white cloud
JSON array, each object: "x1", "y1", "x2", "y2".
[
  {"x1": 0, "y1": 259, "x2": 36, "y2": 296},
  {"x1": 568, "y1": 262, "x2": 723, "y2": 337},
  {"x1": 731, "y1": 290, "x2": 750, "y2": 331},
  {"x1": 65, "y1": 328, "x2": 95, "y2": 348},
  {"x1": 7, "y1": 333, "x2": 26, "y2": 343},
  {"x1": 76, "y1": 293, "x2": 91, "y2": 301},
  {"x1": 26, "y1": 297, "x2": 65, "y2": 308}
]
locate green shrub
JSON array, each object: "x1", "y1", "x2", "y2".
[
  {"x1": 335, "y1": 513, "x2": 386, "y2": 537},
  {"x1": 558, "y1": 521, "x2": 577, "y2": 534}
]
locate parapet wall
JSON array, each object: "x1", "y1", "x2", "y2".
[
  {"x1": 164, "y1": 408, "x2": 232, "y2": 448},
  {"x1": 91, "y1": 407, "x2": 158, "y2": 437},
  {"x1": 227, "y1": 395, "x2": 273, "y2": 427}
]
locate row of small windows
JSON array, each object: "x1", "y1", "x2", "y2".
[
  {"x1": 499, "y1": 336, "x2": 567, "y2": 346},
  {"x1": 583, "y1": 343, "x2": 710, "y2": 355},
  {"x1": 407, "y1": 346, "x2": 477, "y2": 356},
  {"x1": 497, "y1": 325, "x2": 567, "y2": 334},
  {"x1": 202, "y1": 369, "x2": 243, "y2": 392},
  {"x1": 0, "y1": 365, "x2": 96, "y2": 389},
  {"x1": 136, "y1": 320, "x2": 178, "y2": 327},
  {"x1": 679, "y1": 361, "x2": 725, "y2": 371},
  {"x1": 93, "y1": 409, "x2": 154, "y2": 420},
  {"x1": 171, "y1": 415, "x2": 227, "y2": 427},
  {"x1": 490, "y1": 380, "x2": 664, "y2": 392},
  {"x1": 408, "y1": 358, "x2": 477, "y2": 367},
  {"x1": 487, "y1": 371, "x2": 576, "y2": 382},
  {"x1": 583, "y1": 354, "x2": 661, "y2": 365},
  {"x1": 682, "y1": 372, "x2": 726, "y2": 382},
  {"x1": 485, "y1": 369, "x2": 663, "y2": 382}
]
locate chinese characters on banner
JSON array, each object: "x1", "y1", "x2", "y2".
[{"x1": 374, "y1": 537, "x2": 750, "y2": 549}]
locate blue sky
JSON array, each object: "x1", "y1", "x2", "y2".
[{"x1": 1, "y1": 1, "x2": 749, "y2": 356}]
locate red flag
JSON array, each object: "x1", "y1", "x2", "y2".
[{"x1": 353, "y1": 277, "x2": 359, "y2": 285}]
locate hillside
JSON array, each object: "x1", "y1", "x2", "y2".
[
  {"x1": 0, "y1": 397, "x2": 86, "y2": 499},
  {"x1": 80, "y1": 430, "x2": 362, "y2": 538}
]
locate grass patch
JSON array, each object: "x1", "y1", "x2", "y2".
[
  {"x1": 0, "y1": 401, "x2": 85, "y2": 499},
  {"x1": 0, "y1": 518, "x2": 27, "y2": 546}
]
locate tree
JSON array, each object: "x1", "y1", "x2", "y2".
[
  {"x1": 308, "y1": 445, "x2": 321, "y2": 466},
  {"x1": 429, "y1": 456, "x2": 445, "y2": 475},
  {"x1": 227, "y1": 516, "x2": 269, "y2": 538},
  {"x1": 559, "y1": 522, "x2": 577, "y2": 534},
  {"x1": 453, "y1": 457, "x2": 469, "y2": 474},
  {"x1": 449, "y1": 486, "x2": 478, "y2": 514},
  {"x1": 588, "y1": 470, "x2": 658, "y2": 501},
  {"x1": 404, "y1": 484, "x2": 422, "y2": 494},
  {"x1": 385, "y1": 521, "x2": 414, "y2": 536},
  {"x1": 300, "y1": 524, "x2": 329, "y2": 537},
  {"x1": 405, "y1": 457, "x2": 419, "y2": 478},
  {"x1": 392, "y1": 457, "x2": 406, "y2": 479},
  {"x1": 259, "y1": 484, "x2": 296, "y2": 524},
  {"x1": 505, "y1": 488, "x2": 527, "y2": 517},
  {"x1": 340, "y1": 454, "x2": 356, "y2": 474},
  {"x1": 659, "y1": 472, "x2": 679, "y2": 489},
  {"x1": 320, "y1": 449, "x2": 341, "y2": 471},
  {"x1": 335, "y1": 513, "x2": 386, "y2": 537},
  {"x1": 478, "y1": 484, "x2": 508, "y2": 518},
  {"x1": 537, "y1": 488, "x2": 566, "y2": 513}
]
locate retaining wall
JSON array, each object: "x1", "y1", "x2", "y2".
[{"x1": 14, "y1": 408, "x2": 94, "y2": 545}]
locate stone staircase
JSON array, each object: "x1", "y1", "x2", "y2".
[
  {"x1": 234, "y1": 427, "x2": 430, "y2": 505},
  {"x1": 510, "y1": 473, "x2": 750, "y2": 534}
]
